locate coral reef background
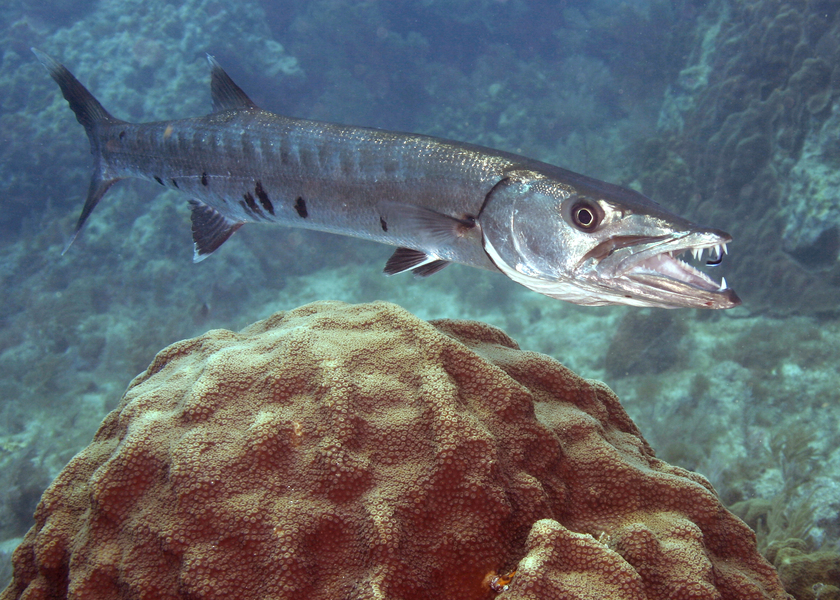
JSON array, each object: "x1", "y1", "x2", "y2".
[
  {"x1": 0, "y1": 0, "x2": 838, "y2": 596},
  {"x1": 2, "y1": 302, "x2": 791, "y2": 599}
]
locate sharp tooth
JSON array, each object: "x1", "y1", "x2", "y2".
[
  {"x1": 723, "y1": 243, "x2": 728, "y2": 255},
  {"x1": 720, "y1": 276, "x2": 727, "y2": 290},
  {"x1": 692, "y1": 248, "x2": 701, "y2": 262}
]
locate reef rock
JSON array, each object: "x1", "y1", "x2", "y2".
[
  {"x1": 643, "y1": 0, "x2": 840, "y2": 314},
  {"x1": 2, "y1": 301, "x2": 790, "y2": 600}
]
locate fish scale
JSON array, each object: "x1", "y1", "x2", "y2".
[
  {"x1": 34, "y1": 48, "x2": 741, "y2": 309},
  {"x1": 105, "y1": 109, "x2": 510, "y2": 269}
]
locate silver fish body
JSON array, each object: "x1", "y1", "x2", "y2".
[
  {"x1": 105, "y1": 109, "x2": 506, "y2": 271},
  {"x1": 34, "y1": 49, "x2": 741, "y2": 309}
]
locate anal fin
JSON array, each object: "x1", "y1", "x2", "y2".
[
  {"x1": 384, "y1": 247, "x2": 450, "y2": 277},
  {"x1": 188, "y1": 200, "x2": 244, "y2": 262}
]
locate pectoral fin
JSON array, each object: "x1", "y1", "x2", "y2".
[
  {"x1": 377, "y1": 201, "x2": 479, "y2": 276},
  {"x1": 376, "y1": 201, "x2": 478, "y2": 247}
]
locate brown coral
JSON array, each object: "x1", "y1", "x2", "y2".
[{"x1": 2, "y1": 301, "x2": 790, "y2": 600}]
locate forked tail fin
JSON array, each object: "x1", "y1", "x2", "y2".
[{"x1": 32, "y1": 48, "x2": 126, "y2": 253}]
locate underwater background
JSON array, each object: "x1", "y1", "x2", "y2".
[{"x1": 0, "y1": 0, "x2": 838, "y2": 596}]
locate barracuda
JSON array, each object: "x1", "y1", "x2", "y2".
[{"x1": 34, "y1": 49, "x2": 740, "y2": 309}]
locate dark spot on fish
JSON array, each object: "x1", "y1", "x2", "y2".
[
  {"x1": 294, "y1": 197, "x2": 308, "y2": 219},
  {"x1": 243, "y1": 191, "x2": 262, "y2": 217},
  {"x1": 201, "y1": 172, "x2": 208, "y2": 186},
  {"x1": 171, "y1": 179, "x2": 179, "y2": 189},
  {"x1": 119, "y1": 130, "x2": 126, "y2": 139},
  {"x1": 380, "y1": 216, "x2": 388, "y2": 232},
  {"x1": 254, "y1": 181, "x2": 274, "y2": 215},
  {"x1": 239, "y1": 199, "x2": 262, "y2": 219},
  {"x1": 154, "y1": 176, "x2": 164, "y2": 186}
]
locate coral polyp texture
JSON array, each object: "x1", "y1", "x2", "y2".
[{"x1": 2, "y1": 301, "x2": 790, "y2": 600}]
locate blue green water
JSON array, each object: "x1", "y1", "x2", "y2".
[{"x1": 1, "y1": 0, "x2": 838, "y2": 591}]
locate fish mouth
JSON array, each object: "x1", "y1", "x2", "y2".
[{"x1": 589, "y1": 232, "x2": 742, "y2": 308}]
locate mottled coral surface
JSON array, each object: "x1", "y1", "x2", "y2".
[{"x1": 2, "y1": 301, "x2": 790, "y2": 600}]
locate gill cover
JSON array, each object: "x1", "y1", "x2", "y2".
[{"x1": 479, "y1": 171, "x2": 609, "y2": 304}]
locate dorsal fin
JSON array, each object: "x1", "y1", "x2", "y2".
[{"x1": 206, "y1": 55, "x2": 259, "y2": 112}]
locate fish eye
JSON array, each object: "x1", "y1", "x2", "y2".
[{"x1": 571, "y1": 201, "x2": 599, "y2": 230}]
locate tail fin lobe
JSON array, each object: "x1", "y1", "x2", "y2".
[
  {"x1": 61, "y1": 176, "x2": 120, "y2": 255},
  {"x1": 32, "y1": 48, "x2": 123, "y2": 130},
  {"x1": 33, "y1": 48, "x2": 126, "y2": 252}
]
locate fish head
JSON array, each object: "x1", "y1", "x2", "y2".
[{"x1": 479, "y1": 170, "x2": 741, "y2": 309}]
